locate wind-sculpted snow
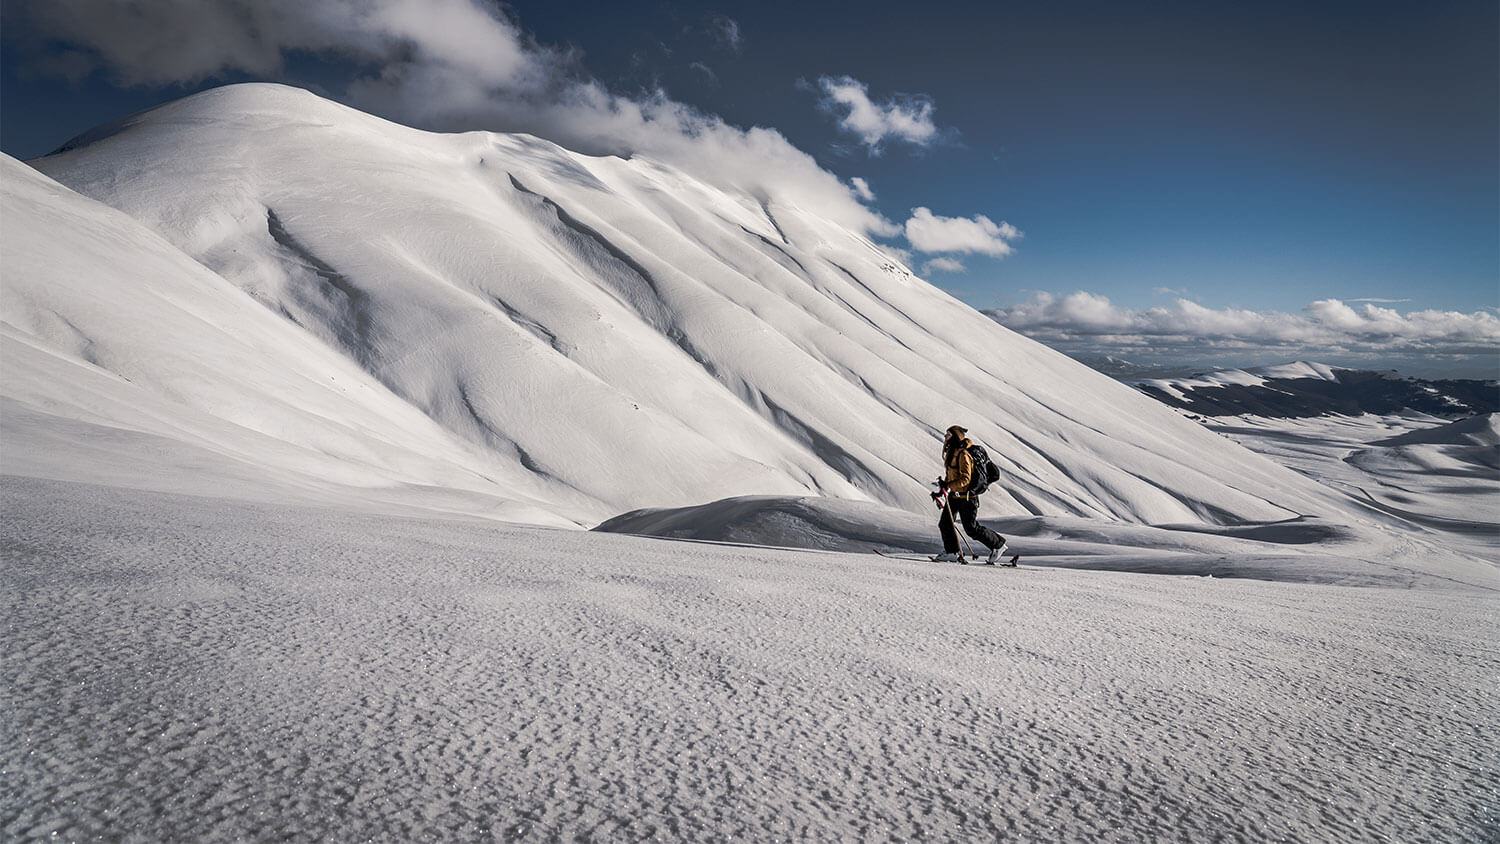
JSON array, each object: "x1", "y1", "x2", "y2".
[
  {"x1": 0, "y1": 155, "x2": 575, "y2": 525},
  {"x1": 1369, "y1": 412, "x2": 1499, "y2": 449},
  {"x1": 3, "y1": 476, "x2": 1496, "y2": 842},
  {"x1": 597, "y1": 411, "x2": 1500, "y2": 588},
  {"x1": 1205, "y1": 413, "x2": 1500, "y2": 566},
  {"x1": 19, "y1": 82, "x2": 1353, "y2": 527},
  {"x1": 596, "y1": 492, "x2": 1497, "y2": 590}
]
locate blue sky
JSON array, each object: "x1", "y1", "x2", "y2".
[{"x1": 2, "y1": 0, "x2": 1496, "y2": 375}]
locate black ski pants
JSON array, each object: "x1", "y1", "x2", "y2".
[{"x1": 939, "y1": 493, "x2": 1004, "y2": 554}]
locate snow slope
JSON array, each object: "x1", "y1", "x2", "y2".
[
  {"x1": 1, "y1": 154, "x2": 572, "y2": 525},
  {"x1": 19, "y1": 83, "x2": 1351, "y2": 527},
  {"x1": 4, "y1": 476, "x2": 1495, "y2": 842},
  {"x1": 1207, "y1": 412, "x2": 1500, "y2": 566},
  {"x1": 595, "y1": 412, "x2": 1500, "y2": 589}
]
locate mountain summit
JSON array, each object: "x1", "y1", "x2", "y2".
[{"x1": 9, "y1": 83, "x2": 1345, "y2": 526}]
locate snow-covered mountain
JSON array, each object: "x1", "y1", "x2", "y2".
[
  {"x1": 6, "y1": 84, "x2": 1497, "y2": 843},
  {"x1": 8, "y1": 84, "x2": 1351, "y2": 527},
  {"x1": 1130, "y1": 361, "x2": 1499, "y2": 419}
]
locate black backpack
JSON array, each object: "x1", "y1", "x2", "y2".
[{"x1": 967, "y1": 443, "x2": 1000, "y2": 495}]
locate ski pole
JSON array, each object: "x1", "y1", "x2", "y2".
[
  {"x1": 936, "y1": 487, "x2": 976, "y2": 559},
  {"x1": 950, "y1": 497, "x2": 977, "y2": 559}
]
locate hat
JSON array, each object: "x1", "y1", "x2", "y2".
[{"x1": 946, "y1": 425, "x2": 967, "y2": 437}]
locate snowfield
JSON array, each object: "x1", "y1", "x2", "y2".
[
  {"x1": 1202, "y1": 412, "x2": 1500, "y2": 569},
  {"x1": 5, "y1": 476, "x2": 1495, "y2": 842},
  {"x1": 2, "y1": 84, "x2": 1498, "y2": 841}
]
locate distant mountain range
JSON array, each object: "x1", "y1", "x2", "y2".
[{"x1": 1091, "y1": 359, "x2": 1500, "y2": 419}]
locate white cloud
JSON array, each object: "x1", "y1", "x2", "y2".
[
  {"x1": 904, "y1": 207, "x2": 1020, "y2": 257},
  {"x1": 816, "y1": 75, "x2": 940, "y2": 152},
  {"x1": 921, "y1": 257, "x2": 966, "y2": 274},
  {"x1": 986, "y1": 293, "x2": 1500, "y2": 361},
  {"x1": 849, "y1": 177, "x2": 875, "y2": 202},
  {"x1": 709, "y1": 16, "x2": 742, "y2": 52},
  {"x1": 689, "y1": 61, "x2": 718, "y2": 84},
  {"x1": 8, "y1": 0, "x2": 896, "y2": 238}
]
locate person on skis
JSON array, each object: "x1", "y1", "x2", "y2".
[{"x1": 933, "y1": 425, "x2": 1011, "y2": 564}]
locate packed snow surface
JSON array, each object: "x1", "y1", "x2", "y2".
[
  {"x1": 4, "y1": 477, "x2": 1496, "y2": 842},
  {"x1": 3, "y1": 84, "x2": 1499, "y2": 842}
]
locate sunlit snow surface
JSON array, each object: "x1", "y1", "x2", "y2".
[
  {"x1": 600, "y1": 412, "x2": 1499, "y2": 590},
  {"x1": 3, "y1": 84, "x2": 1499, "y2": 841},
  {"x1": 4, "y1": 476, "x2": 1496, "y2": 842}
]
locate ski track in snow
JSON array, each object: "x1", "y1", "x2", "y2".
[{"x1": 4, "y1": 476, "x2": 1496, "y2": 843}]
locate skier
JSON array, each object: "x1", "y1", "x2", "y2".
[{"x1": 933, "y1": 425, "x2": 1010, "y2": 564}]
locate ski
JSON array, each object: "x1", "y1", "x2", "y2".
[
  {"x1": 960, "y1": 554, "x2": 1021, "y2": 567},
  {"x1": 871, "y1": 549, "x2": 935, "y2": 562},
  {"x1": 873, "y1": 549, "x2": 1021, "y2": 567}
]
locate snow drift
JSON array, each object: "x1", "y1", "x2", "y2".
[{"x1": 8, "y1": 83, "x2": 1354, "y2": 528}]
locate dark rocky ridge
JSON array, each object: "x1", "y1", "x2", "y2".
[{"x1": 1130, "y1": 368, "x2": 1499, "y2": 418}]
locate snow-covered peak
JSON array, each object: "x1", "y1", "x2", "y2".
[
  {"x1": 1250, "y1": 361, "x2": 1346, "y2": 382},
  {"x1": 10, "y1": 84, "x2": 1353, "y2": 526},
  {"x1": 1136, "y1": 361, "x2": 1348, "y2": 400}
]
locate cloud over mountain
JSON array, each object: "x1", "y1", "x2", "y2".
[
  {"x1": 904, "y1": 208, "x2": 1021, "y2": 257},
  {"x1": 988, "y1": 292, "x2": 1500, "y2": 366},
  {"x1": 815, "y1": 75, "x2": 943, "y2": 152},
  {"x1": 4, "y1": 0, "x2": 896, "y2": 238},
  {"x1": 921, "y1": 257, "x2": 967, "y2": 275}
]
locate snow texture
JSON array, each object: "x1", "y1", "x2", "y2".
[{"x1": 4, "y1": 476, "x2": 1496, "y2": 842}]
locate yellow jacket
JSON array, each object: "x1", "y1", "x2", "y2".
[{"x1": 943, "y1": 437, "x2": 976, "y2": 494}]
